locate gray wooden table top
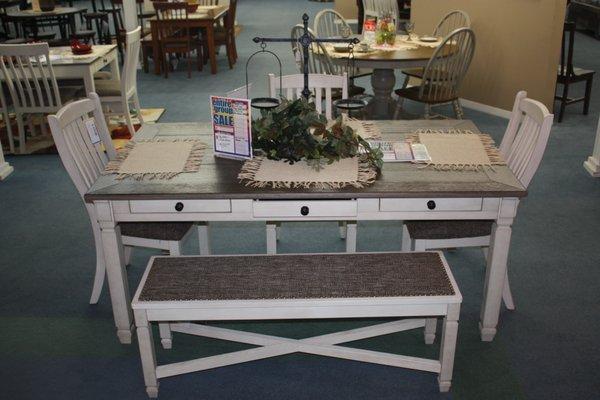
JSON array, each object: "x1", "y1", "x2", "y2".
[{"x1": 84, "y1": 120, "x2": 526, "y2": 202}]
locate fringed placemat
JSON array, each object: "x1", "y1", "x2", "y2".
[
  {"x1": 345, "y1": 118, "x2": 382, "y2": 139},
  {"x1": 104, "y1": 139, "x2": 206, "y2": 180},
  {"x1": 238, "y1": 156, "x2": 377, "y2": 189},
  {"x1": 407, "y1": 129, "x2": 506, "y2": 171}
]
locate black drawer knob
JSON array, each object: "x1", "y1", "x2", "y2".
[
  {"x1": 427, "y1": 200, "x2": 436, "y2": 210},
  {"x1": 175, "y1": 202, "x2": 184, "y2": 212},
  {"x1": 300, "y1": 206, "x2": 310, "y2": 216}
]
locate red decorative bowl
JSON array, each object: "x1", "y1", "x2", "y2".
[{"x1": 70, "y1": 39, "x2": 92, "y2": 55}]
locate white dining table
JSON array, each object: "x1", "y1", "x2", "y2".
[
  {"x1": 48, "y1": 44, "x2": 120, "y2": 95},
  {"x1": 85, "y1": 119, "x2": 526, "y2": 346}
]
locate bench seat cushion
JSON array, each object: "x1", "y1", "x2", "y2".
[
  {"x1": 405, "y1": 220, "x2": 493, "y2": 240},
  {"x1": 120, "y1": 222, "x2": 193, "y2": 241},
  {"x1": 139, "y1": 252, "x2": 455, "y2": 302}
]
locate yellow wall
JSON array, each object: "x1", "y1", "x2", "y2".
[
  {"x1": 411, "y1": 0, "x2": 566, "y2": 111},
  {"x1": 335, "y1": 0, "x2": 358, "y2": 20}
]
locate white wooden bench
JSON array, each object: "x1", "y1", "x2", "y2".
[{"x1": 132, "y1": 252, "x2": 463, "y2": 398}]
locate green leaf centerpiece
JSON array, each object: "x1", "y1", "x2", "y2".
[{"x1": 252, "y1": 98, "x2": 383, "y2": 171}]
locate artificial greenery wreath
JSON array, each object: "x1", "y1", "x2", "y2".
[{"x1": 251, "y1": 98, "x2": 383, "y2": 170}]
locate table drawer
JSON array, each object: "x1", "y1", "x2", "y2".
[
  {"x1": 253, "y1": 200, "x2": 358, "y2": 218},
  {"x1": 380, "y1": 198, "x2": 483, "y2": 212},
  {"x1": 129, "y1": 200, "x2": 231, "y2": 214}
]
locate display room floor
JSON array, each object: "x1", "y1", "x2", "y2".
[{"x1": 1, "y1": 1, "x2": 600, "y2": 399}]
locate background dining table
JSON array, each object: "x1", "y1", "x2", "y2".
[
  {"x1": 150, "y1": 5, "x2": 229, "y2": 75},
  {"x1": 327, "y1": 37, "x2": 438, "y2": 119},
  {"x1": 6, "y1": 6, "x2": 86, "y2": 39},
  {"x1": 85, "y1": 119, "x2": 526, "y2": 346}
]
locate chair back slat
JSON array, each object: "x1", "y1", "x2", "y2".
[
  {"x1": 48, "y1": 93, "x2": 116, "y2": 198},
  {"x1": 314, "y1": 9, "x2": 352, "y2": 39},
  {"x1": 420, "y1": 28, "x2": 475, "y2": 103},
  {"x1": 123, "y1": 27, "x2": 142, "y2": 97},
  {"x1": 499, "y1": 91, "x2": 554, "y2": 188},
  {"x1": 433, "y1": 10, "x2": 471, "y2": 38},
  {"x1": 268, "y1": 73, "x2": 347, "y2": 120},
  {"x1": 0, "y1": 42, "x2": 62, "y2": 113}
]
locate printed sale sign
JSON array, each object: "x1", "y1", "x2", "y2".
[{"x1": 210, "y1": 96, "x2": 252, "y2": 160}]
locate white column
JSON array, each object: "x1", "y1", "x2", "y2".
[
  {"x1": 0, "y1": 147, "x2": 13, "y2": 180},
  {"x1": 122, "y1": 0, "x2": 139, "y2": 32},
  {"x1": 584, "y1": 115, "x2": 600, "y2": 177}
]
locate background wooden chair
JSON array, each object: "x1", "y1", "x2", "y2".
[
  {"x1": 0, "y1": 42, "x2": 81, "y2": 154},
  {"x1": 555, "y1": 21, "x2": 595, "y2": 123},
  {"x1": 203, "y1": 0, "x2": 237, "y2": 69},
  {"x1": 401, "y1": 10, "x2": 471, "y2": 84},
  {"x1": 394, "y1": 27, "x2": 475, "y2": 119},
  {"x1": 314, "y1": 8, "x2": 352, "y2": 39},
  {"x1": 47, "y1": 93, "x2": 197, "y2": 304},
  {"x1": 401, "y1": 91, "x2": 554, "y2": 311},
  {"x1": 78, "y1": 27, "x2": 143, "y2": 136},
  {"x1": 153, "y1": 1, "x2": 203, "y2": 78}
]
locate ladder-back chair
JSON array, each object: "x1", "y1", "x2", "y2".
[
  {"x1": 47, "y1": 93, "x2": 200, "y2": 304},
  {"x1": 555, "y1": 21, "x2": 595, "y2": 123},
  {"x1": 401, "y1": 91, "x2": 554, "y2": 311},
  {"x1": 82, "y1": 27, "x2": 144, "y2": 136},
  {"x1": 0, "y1": 42, "x2": 79, "y2": 154},
  {"x1": 394, "y1": 27, "x2": 475, "y2": 119},
  {"x1": 153, "y1": 1, "x2": 202, "y2": 78}
]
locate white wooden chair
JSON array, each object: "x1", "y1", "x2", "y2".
[
  {"x1": 268, "y1": 72, "x2": 347, "y2": 121},
  {"x1": 47, "y1": 93, "x2": 197, "y2": 304},
  {"x1": 401, "y1": 91, "x2": 554, "y2": 310},
  {"x1": 291, "y1": 24, "x2": 335, "y2": 75},
  {"x1": 84, "y1": 26, "x2": 143, "y2": 137},
  {"x1": 0, "y1": 42, "x2": 81, "y2": 154},
  {"x1": 314, "y1": 9, "x2": 353, "y2": 39},
  {"x1": 0, "y1": 87, "x2": 13, "y2": 154}
]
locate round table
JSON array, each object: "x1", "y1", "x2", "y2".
[
  {"x1": 7, "y1": 7, "x2": 86, "y2": 39},
  {"x1": 330, "y1": 44, "x2": 436, "y2": 119}
]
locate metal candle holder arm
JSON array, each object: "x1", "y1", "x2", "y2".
[{"x1": 247, "y1": 13, "x2": 360, "y2": 108}]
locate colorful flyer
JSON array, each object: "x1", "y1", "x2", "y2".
[{"x1": 210, "y1": 96, "x2": 253, "y2": 160}]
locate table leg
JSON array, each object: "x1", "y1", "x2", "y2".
[
  {"x1": 83, "y1": 68, "x2": 96, "y2": 96},
  {"x1": 206, "y1": 25, "x2": 217, "y2": 75},
  {"x1": 96, "y1": 201, "x2": 134, "y2": 344},
  {"x1": 479, "y1": 198, "x2": 518, "y2": 342},
  {"x1": 109, "y1": 55, "x2": 121, "y2": 85},
  {"x1": 370, "y1": 68, "x2": 396, "y2": 120},
  {"x1": 152, "y1": 23, "x2": 161, "y2": 75}
]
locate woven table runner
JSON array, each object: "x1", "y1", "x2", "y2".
[
  {"x1": 408, "y1": 129, "x2": 505, "y2": 171},
  {"x1": 104, "y1": 139, "x2": 206, "y2": 180},
  {"x1": 238, "y1": 156, "x2": 377, "y2": 189}
]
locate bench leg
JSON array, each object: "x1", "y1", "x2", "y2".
[
  {"x1": 401, "y1": 224, "x2": 413, "y2": 251},
  {"x1": 338, "y1": 221, "x2": 347, "y2": 239},
  {"x1": 424, "y1": 318, "x2": 437, "y2": 344},
  {"x1": 159, "y1": 323, "x2": 172, "y2": 349},
  {"x1": 438, "y1": 304, "x2": 460, "y2": 392},
  {"x1": 345, "y1": 222, "x2": 357, "y2": 253},
  {"x1": 134, "y1": 310, "x2": 159, "y2": 398},
  {"x1": 266, "y1": 222, "x2": 277, "y2": 255}
]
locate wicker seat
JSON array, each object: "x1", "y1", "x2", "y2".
[
  {"x1": 405, "y1": 220, "x2": 493, "y2": 240},
  {"x1": 120, "y1": 222, "x2": 194, "y2": 241},
  {"x1": 77, "y1": 80, "x2": 121, "y2": 97}
]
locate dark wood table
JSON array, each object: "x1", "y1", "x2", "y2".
[
  {"x1": 86, "y1": 120, "x2": 526, "y2": 345},
  {"x1": 7, "y1": 6, "x2": 86, "y2": 39}
]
